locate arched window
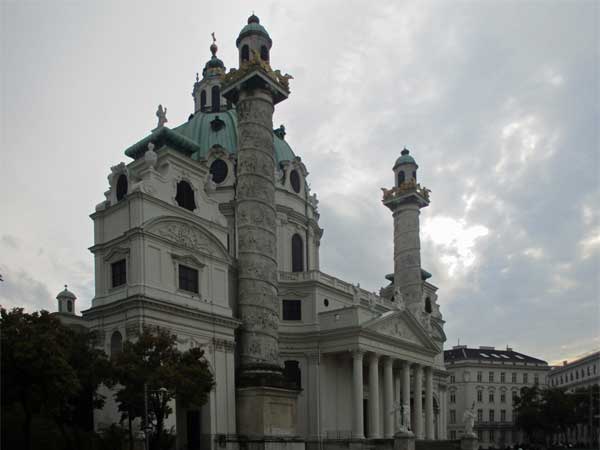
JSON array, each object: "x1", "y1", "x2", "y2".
[
  {"x1": 116, "y1": 174, "x2": 128, "y2": 201},
  {"x1": 413, "y1": 171, "x2": 417, "y2": 182},
  {"x1": 290, "y1": 170, "x2": 301, "y2": 193},
  {"x1": 425, "y1": 297, "x2": 432, "y2": 314},
  {"x1": 291, "y1": 234, "x2": 303, "y2": 272},
  {"x1": 200, "y1": 90, "x2": 207, "y2": 110},
  {"x1": 67, "y1": 300, "x2": 73, "y2": 313},
  {"x1": 111, "y1": 331, "x2": 123, "y2": 358},
  {"x1": 260, "y1": 45, "x2": 269, "y2": 62},
  {"x1": 397, "y1": 171, "x2": 405, "y2": 186},
  {"x1": 176, "y1": 181, "x2": 196, "y2": 211},
  {"x1": 241, "y1": 45, "x2": 249, "y2": 62},
  {"x1": 284, "y1": 360, "x2": 301, "y2": 388},
  {"x1": 210, "y1": 159, "x2": 228, "y2": 184},
  {"x1": 211, "y1": 86, "x2": 220, "y2": 112}
]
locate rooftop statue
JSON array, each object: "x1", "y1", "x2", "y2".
[{"x1": 156, "y1": 104, "x2": 168, "y2": 128}]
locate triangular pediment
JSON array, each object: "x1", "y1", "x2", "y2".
[{"x1": 363, "y1": 310, "x2": 440, "y2": 351}]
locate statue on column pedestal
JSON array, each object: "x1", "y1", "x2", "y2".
[{"x1": 390, "y1": 401, "x2": 412, "y2": 435}]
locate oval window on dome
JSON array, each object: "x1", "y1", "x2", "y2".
[
  {"x1": 210, "y1": 159, "x2": 228, "y2": 184},
  {"x1": 290, "y1": 170, "x2": 301, "y2": 193},
  {"x1": 116, "y1": 174, "x2": 128, "y2": 201}
]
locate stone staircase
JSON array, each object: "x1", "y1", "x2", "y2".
[{"x1": 416, "y1": 440, "x2": 461, "y2": 450}]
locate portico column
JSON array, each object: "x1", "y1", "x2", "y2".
[
  {"x1": 384, "y1": 357, "x2": 394, "y2": 438},
  {"x1": 369, "y1": 354, "x2": 381, "y2": 438},
  {"x1": 401, "y1": 360, "x2": 411, "y2": 432},
  {"x1": 352, "y1": 350, "x2": 365, "y2": 439},
  {"x1": 413, "y1": 364, "x2": 423, "y2": 439},
  {"x1": 425, "y1": 366, "x2": 434, "y2": 439},
  {"x1": 394, "y1": 368, "x2": 401, "y2": 431}
]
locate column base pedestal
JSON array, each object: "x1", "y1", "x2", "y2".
[
  {"x1": 237, "y1": 386, "x2": 300, "y2": 438},
  {"x1": 460, "y1": 435, "x2": 478, "y2": 450},
  {"x1": 394, "y1": 431, "x2": 415, "y2": 450}
]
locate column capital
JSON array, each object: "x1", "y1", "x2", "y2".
[
  {"x1": 351, "y1": 349, "x2": 365, "y2": 359},
  {"x1": 369, "y1": 352, "x2": 380, "y2": 362}
]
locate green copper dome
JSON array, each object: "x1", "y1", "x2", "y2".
[
  {"x1": 124, "y1": 110, "x2": 295, "y2": 164},
  {"x1": 236, "y1": 15, "x2": 272, "y2": 47},
  {"x1": 394, "y1": 148, "x2": 417, "y2": 168}
]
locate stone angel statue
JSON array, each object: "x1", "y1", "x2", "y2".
[
  {"x1": 463, "y1": 401, "x2": 476, "y2": 436},
  {"x1": 156, "y1": 104, "x2": 168, "y2": 128}
]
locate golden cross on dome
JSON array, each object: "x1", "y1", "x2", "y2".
[{"x1": 211, "y1": 32, "x2": 216, "y2": 43}]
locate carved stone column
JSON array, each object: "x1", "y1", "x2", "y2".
[
  {"x1": 352, "y1": 350, "x2": 365, "y2": 439},
  {"x1": 235, "y1": 88, "x2": 281, "y2": 380},
  {"x1": 369, "y1": 354, "x2": 381, "y2": 438},
  {"x1": 413, "y1": 364, "x2": 423, "y2": 439},
  {"x1": 425, "y1": 366, "x2": 434, "y2": 439},
  {"x1": 384, "y1": 357, "x2": 394, "y2": 438}
]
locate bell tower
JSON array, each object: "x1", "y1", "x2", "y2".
[{"x1": 382, "y1": 148, "x2": 431, "y2": 316}]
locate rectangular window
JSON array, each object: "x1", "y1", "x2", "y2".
[
  {"x1": 450, "y1": 430, "x2": 456, "y2": 440},
  {"x1": 450, "y1": 375, "x2": 456, "y2": 383},
  {"x1": 500, "y1": 372, "x2": 506, "y2": 383},
  {"x1": 178, "y1": 264, "x2": 199, "y2": 293},
  {"x1": 489, "y1": 409, "x2": 495, "y2": 423},
  {"x1": 489, "y1": 430, "x2": 495, "y2": 441},
  {"x1": 512, "y1": 372, "x2": 517, "y2": 383},
  {"x1": 477, "y1": 430, "x2": 482, "y2": 441},
  {"x1": 489, "y1": 391, "x2": 495, "y2": 403},
  {"x1": 450, "y1": 392, "x2": 456, "y2": 403},
  {"x1": 501, "y1": 392, "x2": 506, "y2": 403},
  {"x1": 111, "y1": 259, "x2": 127, "y2": 287},
  {"x1": 450, "y1": 409, "x2": 456, "y2": 424},
  {"x1": 501, "y1": 409, "x2": 506, "y2": 422},
  {"x1": 282, "y1": 299, "x2": 302, "y2": 320},
  {"x1": 477, "y1": 371, "x2": 482, "y2": 382},
  {"x1": 477, "y1": 409, "x2": 483, "y2": 422},
  {"x1": 477, "y1": 390, "x2": 483, "y2": 402},
  {"x1": 523, "y1": 373, "x2": 528, "y2": 384},
  {"x1": 534, "y1": 374, "x2": 539, "y2": 384},
  {"x1": 489, "y1": 371, "x2": 494, "y2": 383}
]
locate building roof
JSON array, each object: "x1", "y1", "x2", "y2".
[
  {"x1": 124, "y1": 110, "x2": 296, "y2": 164},
  {"x1": 444, "y1": 346, "x2": 548, "y2": 365},
  {"x1": 394, "y1": 148, "x2": 417, "y2": 168},
  {"x1": 56, "y1": 285, "x2": 76, "y2": 300},
  {"x1": 236, "y1": 15, "x2": 272, "y2": 47}
]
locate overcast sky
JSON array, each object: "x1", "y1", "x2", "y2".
[{"x1": 1, "y1": 0, "x2": 598, "y2": 365}]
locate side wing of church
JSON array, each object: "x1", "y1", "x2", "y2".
[{"x1": 55, "y1": 15, "x2": 449, "y2": 449}]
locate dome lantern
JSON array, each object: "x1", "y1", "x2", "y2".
[
  {"x1": 393, "y1": 147, "x2": 419, "y2": 186},
  {"x1": 56, "y1": 284, "x2": 77, "y2": 315},
  {"x1": 236, "y1": 13, "x2": 272, "y2": 67}
]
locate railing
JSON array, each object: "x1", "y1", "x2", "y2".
[{"x1": 278, "y1": 270, "x2": 395, "y2": 309}]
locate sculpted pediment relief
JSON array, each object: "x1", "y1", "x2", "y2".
[
  {"x1": 364, "y1": 311, "x2": 438, "y2": 351},
  {"x1": 372, "y1": 315, "x2": 420, "y2": 343},
  {"x1": 145, "y1": 218, "x2": 229, "y2": 261}
]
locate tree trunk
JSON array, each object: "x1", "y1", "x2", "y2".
[
  {"x1": 128, "y1": 414, "x2": 134, "y2": 450},
  {"x1": 23, "y1": 407, "x2": 32, "y2": 450}
]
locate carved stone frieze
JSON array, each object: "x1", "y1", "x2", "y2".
[
  {"x1": 238, "y1": 202, "x2": 277, "y2": 228},
  {"x1": 153, "y1": 222, "x2": 212, "y2": 254}
]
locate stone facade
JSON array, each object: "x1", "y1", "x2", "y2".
[
  {"x1": 444, "y1": 345, "x2": 550, "y2": 448},
  {"x1": 54, "y1": 15, "x2": 451, "y2": 450}
]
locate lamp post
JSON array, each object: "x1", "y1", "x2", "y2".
[{"x1": 143, "y1": 385, "x2": 169, "y2": 450}]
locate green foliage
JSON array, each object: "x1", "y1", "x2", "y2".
[
  {"x1": 1, "y1": 307, "x2": 111, "y2": 450},
  {"x1": 514, "y1": 383, "x2": 600, "y2": 444},
  {"x1": 112, "y1": 326, "x2": 214, "y2": 450}
]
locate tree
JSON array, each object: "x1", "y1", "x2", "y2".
[
  {"x1": 540, "y1": 387, "x2": 576, "y2": 442},
  {"x1": 513, "y1": 384, "x2": 545, "y2": 443},
  {"x1": 112, "y1": 326, "x2": 215, "y2": 450},
  {"x1": 0, "y1": 307, "x2": 111, "y2": 450}
]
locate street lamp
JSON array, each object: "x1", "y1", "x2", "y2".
[{"x1": 143, "y1": 385, "x2": 168, "y2": 450}]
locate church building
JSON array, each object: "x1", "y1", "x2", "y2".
[{"x1": 55, "y1": 15, "x2": 450, "y2": 449}]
